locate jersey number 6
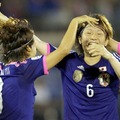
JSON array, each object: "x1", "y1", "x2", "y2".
[{"x1": 86, "y1": 84, "x2": 94, "y2": 97}]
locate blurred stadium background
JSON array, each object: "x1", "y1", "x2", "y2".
[{"x1": 1, "y1": 0, "x2": 120, "y2": 120}]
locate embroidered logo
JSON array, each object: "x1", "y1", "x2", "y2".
[
  {"x1": 98, "y1": 73, "x2": 110, "y2": 87},
  {"x1": 73, "y1": 70, "x2": 83, "y2": 82},
  {"x1": 77, "y1": 65, "x2": 85, "y2": 71}
]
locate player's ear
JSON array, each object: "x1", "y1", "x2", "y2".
[
  {"x1": 78, "y1": 36, "x2": 82, "y2": 44},
  {"x1": 104, "y1": 39, "x2": 108, "y2": 47}
]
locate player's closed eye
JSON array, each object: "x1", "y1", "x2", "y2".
[
  {"x1": 86, "y1": 32, "x2": 92, "y2": 35},
  {"x1": 97, "y1": 32, "x2": 104, "y2": 36},
  {"x1": 84, "y1": 31, "x2": 92, "y2": 35}
]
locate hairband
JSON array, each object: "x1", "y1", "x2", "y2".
[{"x1": 4, "y1": 37, "x2": 34, "y2": 56}]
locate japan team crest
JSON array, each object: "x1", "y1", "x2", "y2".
[
  {"x1": 98, "y1": 72, "x2": 110, "y2": 87},
  {"x1": 73, "y1": 70, "x2": 83, "y2": 82}
]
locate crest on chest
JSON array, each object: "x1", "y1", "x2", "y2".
[
  {"x1": 73, "y1": 70, "x2": 83, "y2": 82},
  {"x1": 98, "y1": 72, "x2": 110, "y2": 87}
]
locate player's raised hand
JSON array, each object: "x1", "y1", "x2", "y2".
[{"x1": 71, "y1": 15, "x2": 99, "y2": 26}]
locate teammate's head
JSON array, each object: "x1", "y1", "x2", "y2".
[
  {"x1": 0, "y1": 17, "x2": 35, "y2": 63},
  {"x1": 75, "y1": 14, "x2": 113, "y2": 55}
]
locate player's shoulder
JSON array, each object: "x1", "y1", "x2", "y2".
[
  {"x1": 65, "y1": 50, "x2": 79, "y2": 59},
  {"x1": 7, "y1": 55, "x2": 43, "y2": 67},
  {"x1": 24, "y1": 55, "x2": 43, "y2": 66}
]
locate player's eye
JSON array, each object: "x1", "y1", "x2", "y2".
[
  {"x1": 97, "y1": 32, "x2": 103, "y2": 36},
  {"x1": 85, "y1": 31, "x2": 92, "y2": 35}
]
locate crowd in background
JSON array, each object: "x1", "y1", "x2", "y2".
[{"x1": 1, "y1": 0, "x2": 120, "y2": 120}]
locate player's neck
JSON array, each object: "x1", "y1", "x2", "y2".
[{"x1": 84, "y1": 55, "x2": 101, "y2": 66}]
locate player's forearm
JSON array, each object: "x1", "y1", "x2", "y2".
[
  {"x1": 108, "y1": 38, "x2": 120, "y2": 54},
  {"x1": 59, "y1": 18, "x2": 78, "y2": 53},
  {"x1": 0, "y1": 12, "x2": 9, "y2": 22},
  {"x1": 33, "y1": 35, "x2": 48, "y2": 55},
  {"x1": 101, "y1": 48, "x2": 120, "y2": 79},
  {"x1": 108, "y1": 55, "x2": 120, "y2": 79},
  {"x1": 0, "y1": 3, "x2": 9, "y2": 22}
]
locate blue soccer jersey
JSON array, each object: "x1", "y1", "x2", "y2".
[
  {"x1": 49, "y1": 44, "x2": 120, "y2": 120},
  {"x1": 0, "y1": 55, "x2": 48, "y2": 120}
]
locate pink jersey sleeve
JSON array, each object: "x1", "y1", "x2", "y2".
[
  {"x1": 47, "y1": 43, "x2": 50, "y2": 55},
  {"x1": 43, "y1": 56, "x2": 49, "y2": 75}
]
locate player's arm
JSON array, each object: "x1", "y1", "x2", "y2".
[
  {"x1": 0, "y1": 3, "x2": 8, "y2": 23},
  {"x1": 46, "y1": 15, "x2": 99, "y2": 70},
  {"x1": 107, "y1": 38, "x2": 120, "y2": 55},
  {"x1": 107, "y1": 54, "x2": 120, "y2": 79},
  {"x1": 0, "y1": 12, "x2": 9, "y2": 23},
  {"x1": 33, "y1": 35, "x2": 48, "y2": 55}
]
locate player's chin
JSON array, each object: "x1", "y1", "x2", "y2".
[{"x1": 84, "y1": 51, "x2": 91, "y2": 57}]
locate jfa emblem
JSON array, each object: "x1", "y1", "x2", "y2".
[
  {"x1": 73, "y1": 70, "x2": 83, "y2": 83},
  {"x1": 98, "y1": 73, "x2": 110, "y2": 87}
]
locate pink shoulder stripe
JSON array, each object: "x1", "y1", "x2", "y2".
[
  {"x1": 118, "y1": 42, "x2": 120, "y2": 55},
  {"x1": 43, "y1": 56, "x2": 49, "y2": 75},
  {"x1": 47, "y1": 43, "x2": 50, "y2": 55}
]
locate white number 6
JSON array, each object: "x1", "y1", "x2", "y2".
[{"x1": 86, "y1": 84, "x2": 94, "y2": 97}]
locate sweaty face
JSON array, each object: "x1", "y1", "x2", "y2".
[{"x1": 80, "y1": 25, "x2": 107, "y2": 55}]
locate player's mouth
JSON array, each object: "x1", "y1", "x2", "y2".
[{"x1": 87, "y1": 42, "x2": 98, "y2": 46}]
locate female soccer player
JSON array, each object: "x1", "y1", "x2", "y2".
[{"x1": 49, "y1": 14, "x2": 120, "y2": 120}]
